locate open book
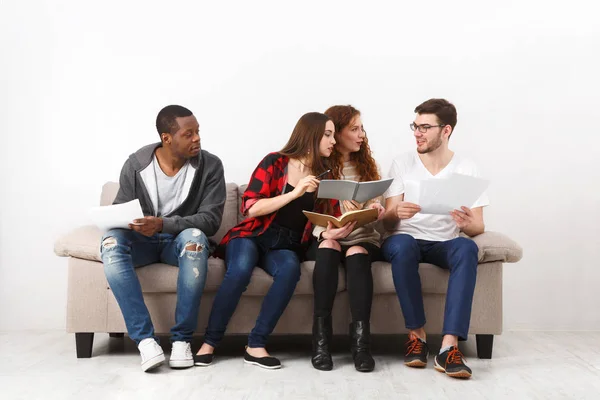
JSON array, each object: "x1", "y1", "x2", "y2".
[
  {"x1": 302, "y1": 208, "x2": 378, "y2": 229},
  {"x1": 317, "y1": 178, "x2": 393, "y2": 203}
]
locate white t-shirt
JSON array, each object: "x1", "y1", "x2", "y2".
[
  {"x1": 384, "y1": 152, "x2": 490, "y2": 242},
  {"x1": 153, "y1": 155, "x2": 190, "y2": 217}
]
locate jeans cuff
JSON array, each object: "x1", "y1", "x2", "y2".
[
  {"x1": 247, "y1": 335, "x2": 267, "y2": 348},
  {"x1": 441, "y1": 330, "x2": 468, "y2": 341},
  {"x1": 405, "y1": 320, "x2": 426, "y2": 330}
]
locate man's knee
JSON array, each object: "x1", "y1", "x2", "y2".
[
  {"x1": 319, "y1": 239, "x2": 341, "y2": 251},
  {"x1": 177, "y1": 229, "x2": 209, "y2": 258},
  {"x1": 178, "y1": 228, "x2": 208, "y2": 244},
  {"x1": 100, "y1": 229, "x2": 131, "y2": 264},
  {"x1": 346, "y1": 245, "x2": 368, "y2": 257},
  {"x1": 453, "y1": 237, "x2": 479, "y2": 259},
  {"x1": 383, "y1": 234, "x2": 419, "y2": 261}
]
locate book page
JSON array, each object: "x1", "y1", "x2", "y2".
[
  {"x1": 317, "y1": 179, "x2": 357, "y2": 201},
  {"x1": 303, "y1": 208, "x2": 377, "y2": 229},
  {"x1": 353, "y1": 178, "x2": 394, "y2": 203}
]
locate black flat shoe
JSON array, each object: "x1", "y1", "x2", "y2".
[
  {"x1": 193, "y1": 353, "x2": 214, "y2": 366},
  {"x1": 244, "y1": 350, "x2": 281, "y2": 369}
]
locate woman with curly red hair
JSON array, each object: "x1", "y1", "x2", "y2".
[{"x1": 308, "y1": 105, "x2": 385, "y2": 372}]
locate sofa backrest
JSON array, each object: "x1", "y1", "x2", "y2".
[
  {"x1": 237, "y1": 184, "x2": 248, "y2": 223},
  {"x1": 100, "y1": 181, "x2": 239, "y2": 244}
]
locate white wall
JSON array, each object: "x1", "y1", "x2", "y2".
[{"x1": 1, "y1": 0, "x2": 599, "y2": 331}]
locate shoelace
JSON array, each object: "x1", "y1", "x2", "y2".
[
  {"x1": 447, "y1": 347, "x2": 465, "y2": 365},
  {"x1": 405, "y1": 335, "x2": 424, "y2": 355}
]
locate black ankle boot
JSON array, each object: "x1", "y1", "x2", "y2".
[
  {"x1": 311, "y1": 315, "x2": 333, "y2": 371},
  {"x1": 349, "y1": 321, "x2": 375, "y2": 372}
]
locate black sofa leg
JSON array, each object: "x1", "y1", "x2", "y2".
[
  {"x1": 476, "y1": 334, "x2": 494, "y2": 359},
  {"x1": 109, "y1": 333, "x2": 124, "y2": 338},
  {"x1": 75, "y1": 333, "x2": 94, "y2": 358}
]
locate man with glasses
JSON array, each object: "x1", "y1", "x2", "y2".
[{"x1": 381, "y1": 98, "x2": 489, "y2": 379}]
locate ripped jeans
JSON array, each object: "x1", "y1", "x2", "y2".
[{"x1": 101, "y1": 228, "x2": 210, "y2": 344}]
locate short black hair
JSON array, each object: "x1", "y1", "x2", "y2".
[{"x1": 156, "y1": 105, "x2": 193, "y2": 136}]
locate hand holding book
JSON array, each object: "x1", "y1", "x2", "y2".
[
  {"x1": 303, "y1": 202, "x2": 385, "y2": 231},
  {"x1": 322, "y1": 221, "x2": 357, "y2": 240}
]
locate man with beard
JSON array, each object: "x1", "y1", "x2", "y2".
[
  {"x1": 381, "y1": 98, "x2": 489, "y2": 379},
  {"x1": 100, "y1": 105, "x2": 226, "y2": 372}
]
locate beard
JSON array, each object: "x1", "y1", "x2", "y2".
[{"x1": 417, "y1": 132, "x2": 443, "y2": 154}]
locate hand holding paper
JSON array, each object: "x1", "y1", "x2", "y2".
[
  {"x1": 403, "y1": 174, "x2": 489, "y2": 215},
  {"x1": 450, "y1": 206, "x2": 476, "y2": 229},
  {"x1": 130, "y1": 216, "x2": 163, "y2": 237},
  {"x1": 88, "y1": 199, "x2": 145, "y2": 232}
]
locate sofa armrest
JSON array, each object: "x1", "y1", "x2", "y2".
[
  {"x1": 54, "y1": 225, "x2": 103, "y2": 262},
  {"x1": 472, "y1": 231, "x2": 523, "y2": 263}
]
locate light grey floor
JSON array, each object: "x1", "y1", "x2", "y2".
[{"x1": 1, "y1": 331, "x2": 599, "y2": 400}]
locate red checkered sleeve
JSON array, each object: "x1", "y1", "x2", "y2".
[
  {"x1": 240, "y1": 154, "x2": 277, "y2": 216},
  {"x1": 217, "y1": 153, "x2": 286, "y2": 254}
]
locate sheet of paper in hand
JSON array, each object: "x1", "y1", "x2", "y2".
[
  {"x1": 403, "y1": 174, "x2": 489, "y2": 215},
  {"x1": 317, "y1": 178, "x2": 393, "y2": 203},
  {"x1": 88, "y1": 199, "x2": 144, "y2": 231}
]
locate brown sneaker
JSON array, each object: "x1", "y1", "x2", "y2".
[{"x1": 404, "y1": 334, "x2": 429, "y2": 368}]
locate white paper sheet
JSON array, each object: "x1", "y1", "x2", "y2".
[
  {"x1": 403, "y1": 174, "x2": 489, "y2": 215},
  {"x1": 88, "y1": 199, "x2": 145, "y2": 231}
]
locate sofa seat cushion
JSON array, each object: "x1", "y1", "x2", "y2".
[
  {"x1": 132, "y1": 259, "x2": 345, "y2": 295},
  {"x1": 55, "y1": 226, "x2": 523, "y2": 267}
]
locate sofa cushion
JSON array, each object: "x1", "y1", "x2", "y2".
[
  {"x1": 54, "y1": 225, "x2": 103, "y2": 261},
  {"x1": 134, "y1": 259, "x2": 346, "y2": 295},
  {"x1": 471, "y1": 231, "x2": 523, "y2": 263},
  {"x1": 211, "y1": 182, "x2": 239, "y2": 243},
  {"x1": 237, "y1": 184, "x2": 247, "y2": 223},
  {"x1": 98, "y1": 181, "x2": 239, "y2": 244}
]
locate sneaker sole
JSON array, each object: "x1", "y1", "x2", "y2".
[
  {"x1": 194, "y1": 361, "x2": 213, "y2": 367},
  {"x1": 141, "y1": 354, "x2": 165, "y2": 372},
  {"x1": 169, "y1": 359, "x2": 194, "y2": 369},
  {"x1": 243, "y1": 359, "x2": 282, "y2": 370},
  {"x1": 405, "y1": 359, "x2": 428, "y2": 368},
  {"x1": 433, "y1": 358, "x2": 472, "y2": 379}
]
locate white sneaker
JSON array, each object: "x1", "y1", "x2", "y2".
[
  {"x1": 170, "y1": 341, "x2": 194, "y2": 368},
  {"x1": 138, "y1": 338, "x2": 165, "y2": 372}
]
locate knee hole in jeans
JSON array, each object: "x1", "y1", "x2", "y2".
[{"x1": 101, "y1": 237, "x2": 117, "y2": 249}]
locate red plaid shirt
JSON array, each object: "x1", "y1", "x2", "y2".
[{"x1": 219, "y1": 152, "x2": 340, "y2": 252}]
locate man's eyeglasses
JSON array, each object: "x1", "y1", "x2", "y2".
[{"x1": 409, "y1": 123, "x2": 446, "y2": 133}]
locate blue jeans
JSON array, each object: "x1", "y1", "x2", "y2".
[
  {"x1": 101, "y1": 227, "x2": 210, "y2": 344},
  {"x1": 382, "y1": 234, "x2": 479, "y2": 340},
  {"x1": 204, "y1": 225, "x2": 302, "y2": 348}
]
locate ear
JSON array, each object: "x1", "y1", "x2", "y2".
[
  {"x1": 443, "y1": 125, "x2": 453, "y2": 139},
  {"x1": 161, "y1": 133, "x2": 172, "y2": 144}
]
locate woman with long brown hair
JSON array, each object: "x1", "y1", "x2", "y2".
[
  {"x1": 309, "y1": 105, "x2": 385, "y2": 372},
  {"x1": 194, "y1": 112, "x2": 342, "y2": 369}
]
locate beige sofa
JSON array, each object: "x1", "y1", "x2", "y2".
[{"x1": 54, "y1": 182, "x2": 523, "y2": 359}]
